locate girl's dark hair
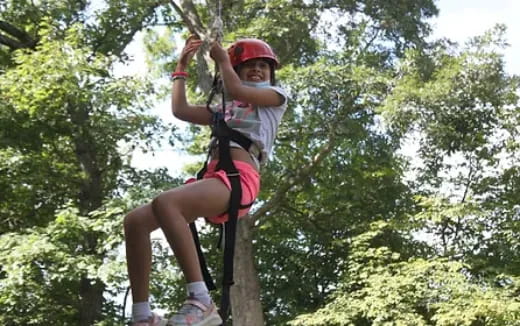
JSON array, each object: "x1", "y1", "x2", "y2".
[{"x1": 234, "y1": 59, "x2": 277, "y2": 85}]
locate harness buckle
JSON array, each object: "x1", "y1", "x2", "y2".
[{"x1": 212, "y1": 111, "x2": 224, "y2": 123}]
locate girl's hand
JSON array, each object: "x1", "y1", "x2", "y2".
[
  {"x1": 177, "y1": 35, "x2": 203, "y2": 70},
  {"x1": 209, "y1": 41, "x2": 229, "y2": 65}
]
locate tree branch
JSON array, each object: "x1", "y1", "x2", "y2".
[
  {"x1": 0, "y1": 21, "x2": 33, "y2": 43},
  {"x1": 251, "y1": 92, "x2": 359, "y2": 225},
  {"x1": 460, "y1": 156, "x2": 475, "y2": 204},
  {"x1": 0, "y1": 20, "x2": 37, "y2": 50},
  {"x1": 0, "y1": 33, "x2": 23, "y2": 49},
  {"x1": 169, "y1": 0, "x2": 215, "y2": 93},
  {"x1": 250, "y1": 137, "x2": 336, "y2": 224},
  {"x1": 169, "y1": 0, "x2": 206, "y2": 37}
]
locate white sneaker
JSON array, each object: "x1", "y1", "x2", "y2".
[
  {"x1": 167, "y1": 299, "x2": 222, "y2": 326},
  {"x1": 131, "y1": 312, "x2": 168, "y2": 326}
]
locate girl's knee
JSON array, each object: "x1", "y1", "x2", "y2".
[
  {"x1": 152, "y1": 192, "x2": 173, "y2": 220},
  {"x1": 123, "y1": 205, "x2": 157, "y2": 235},
  {"x1": 151, "y1": 191, "x2": 184, "y2": 223}
]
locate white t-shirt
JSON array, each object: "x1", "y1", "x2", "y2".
[{"x1": 210, "y1": 84, "x2": 288, "y2": 164}]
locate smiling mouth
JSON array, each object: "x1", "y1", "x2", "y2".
[{"x1": 248, "y1": 75, "x2": 262, "y2": 81}]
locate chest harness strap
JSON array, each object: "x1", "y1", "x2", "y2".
[{"x1": 188, "y1": 76, "x2": 255, "y2": 324}]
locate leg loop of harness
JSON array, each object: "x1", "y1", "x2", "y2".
[
  {"x1": 188, "y1": 124, "x2": 244, "y2": 324},
  {"x1": 189, "y1": 72, "x2": 253, "y2": 324},
  {"x1": 218, "y1": 172, "x2": 240, "y2": 323},
  {"x1": 213, "y1": 129, "x2": 241, "y2": 323},
  {"x1": 189, "y1": 222, "x2": 217, "y2": 291}
]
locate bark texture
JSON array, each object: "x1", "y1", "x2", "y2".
[{"x1": 231, "y1": 217, "x2": 265, "y2": 325}]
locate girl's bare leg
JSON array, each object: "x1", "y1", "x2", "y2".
[
  {"x1": 124, "y1": 204, "x2": 160, "y2": 303},
  {"x1": 124, "y1": 177, "x2": 231, "y2": 324},
  {"x1": 151, "y1": 178, "x2": 231, "y2": 282}
]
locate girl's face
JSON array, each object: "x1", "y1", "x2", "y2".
[{"x1": 238, "y1": 59, "x2": 272, "y2": 83}]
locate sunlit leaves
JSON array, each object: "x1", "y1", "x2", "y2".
[
  {"x1": 285, "y1": 22, "x2": 520, "y2": 326},
  {"x1": 290, "y1": 223, "x2": 520, "y2": 325},
  {"x1": 0, "y1": 203, "x2": 128, "y2": 325},
  {"x1": 1, "y1": 1, "x2": 178, "y2": 325},
  {"x1": 0, "y1": 23, "x2": 164, "y2": 232},
  {"x1": 1, "y1": 0, "x2": 519, "y2": 325}
]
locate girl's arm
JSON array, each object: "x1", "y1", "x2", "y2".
[
  {"x1": 210, "y1": 42, "x2": 284, "y2": 108},
  {"x1": 171, "y1": 36, "x2": 212, "y2": 125}
]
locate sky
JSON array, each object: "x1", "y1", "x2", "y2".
[
  {"x1": 432, "y1": 0, "x2": 520, "y2": 74},
  {"x1": 127, "y1": 0, "x2": 520, "y2": 173}
]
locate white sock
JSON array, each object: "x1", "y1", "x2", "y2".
[
  {"x1": 132, "y1": 301, "x2": 152, "y2": 322},
  {"x1": 187, "y1": 281, "x2": 211, "y2": 307}
]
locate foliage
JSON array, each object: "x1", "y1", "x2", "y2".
[
  {"x1": 290, "y1": 222, "x2": 520, "y2": 326},
  {"x1": 0, "y1": 0, "x2": 168, "y2": 65},
  {"x1": 0, "y1": 202, "x2": 127, "y2": 325},
  {"x1": 1, "y1": 0, "x2": 519, "y2": 325},
  {"x1": 255, "y1": 47, "x2": 416, "y2": 324},
  {"x1": 0, "y1": 6, "x2": 174, "y2": 325},
  {"x1": 380, "y1": 24, "x2": 520, "y2": 279},
  {"x1": 290, "y1": 23, "x2": 520, "y2": 325},
  {"x1": 0, "y1": 22, "x2": 163, "y2": 232}
]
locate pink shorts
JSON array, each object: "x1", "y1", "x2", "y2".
[{"x1": 185, "y1": 160, "x2": 260, "y2": 224}]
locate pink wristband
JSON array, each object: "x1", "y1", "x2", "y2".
[{"x1": 171, "y1": 71, "x2": 189, "y2": 78}]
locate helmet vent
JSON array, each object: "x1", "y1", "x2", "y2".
[{"x1": 234, "y1": 46, "x2": 243, "y2": 61}]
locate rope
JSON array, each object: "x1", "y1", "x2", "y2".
[
  {"x1": 209, "y1": 0, "x2": 224, "y2": 42},
  {"x1": 201, "y1": 0, "x2": 225, "y2": 105},
  {"x1": 196, "y1": 0, "x2": 224, "y2": 91}
]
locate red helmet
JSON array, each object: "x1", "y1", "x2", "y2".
[{"x1": 227, "y1": 39, "x2": 279, "y2": 68}]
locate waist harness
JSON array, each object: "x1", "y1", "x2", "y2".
[{"x1": 189, "y1": 77, "x2": 255, "y2": 324}]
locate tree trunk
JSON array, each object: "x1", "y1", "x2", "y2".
[
  {"x1": 78, "y1": 279, "x2": 105, "y2": 326},
  {"x1": 231, "y1": 216, "x2": 265, "y2": 325},
  {"x1": 70, "y1": 103, "x2": 106, "y2": 325}
]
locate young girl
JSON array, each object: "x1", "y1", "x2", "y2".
[{"x1": 124, "y1": 35, "x2": 288, "y2": 326}]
